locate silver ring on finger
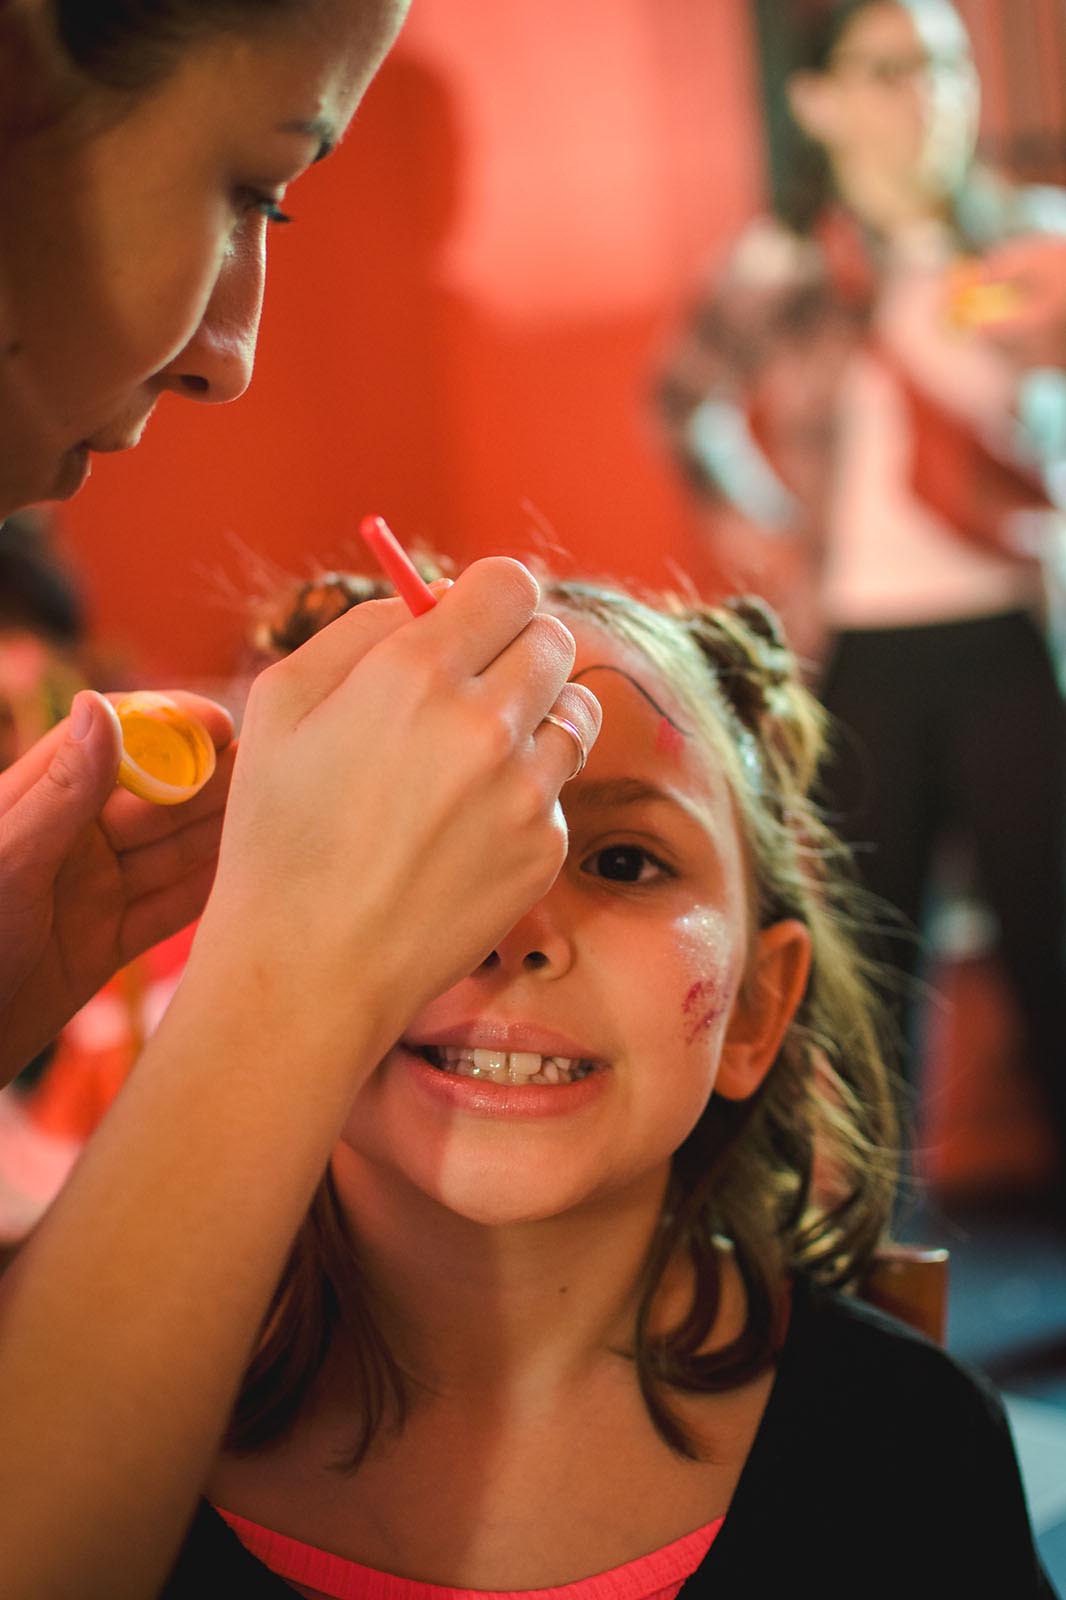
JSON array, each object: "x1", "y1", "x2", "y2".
[{"x1": 541, "y1": 712, "x2": 588, "y2": 781}]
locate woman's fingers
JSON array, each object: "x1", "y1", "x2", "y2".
[
  {"x1": 406, "y1": 558, "x2": 544, "y2": 678},
  {"x1": 118, "y1": 859, "x2": 220, "y2": 969},
  {"x1": 473, "y1": 609, "x2": 578, "y2": 731},
  {"x1": 99, "y1": 742, "x2": 235, "y2": 854},
  {"x1": 0, "y1": 690, "x2": 233, "y2": 815},
  {"x1": 264, "y1": 559, "x2": 544, "y2": 731},
  {"x1": 134, "y1": 690, "x2": 235, "y2": 751},
  {"x1": 0, "y1": 713, "x2": 78, "y2": 811},
  {"x1": 0, "y1": 693, "x2": 122, "y2": 903},
  {"x1": 255, "y1": 592, "x2": 413, "y2": 727},
  {"x1": 532, "y1": 684, "x2": 602, "y2": 786},
  {"x1": 115, "y1": 800, "x2": 228, "y2": 906},
  {"x1": 186, "y1": 557, "x2": 599, "y2": 1039}
]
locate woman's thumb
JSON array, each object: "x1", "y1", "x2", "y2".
[{"x1": 2, "y1": 692, "x2": 123, "y2": 876}]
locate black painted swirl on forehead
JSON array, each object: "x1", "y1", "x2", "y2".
[{"x1": 570, "y1": 664, "x2": 690, "y2": 740}]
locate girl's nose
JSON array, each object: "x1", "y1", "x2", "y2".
[
  {"x1": 159, "y1": 232, "x2": 265, "y2": 406},
  {"x1": 479, "y1": 902, "x2": 575, "y2": 979}
]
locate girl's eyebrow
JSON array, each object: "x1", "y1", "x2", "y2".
[{"x1": 566, "y1": 777, "x2": 679, "y2": 810}]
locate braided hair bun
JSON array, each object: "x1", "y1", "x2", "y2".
[{"x1": 683, "y1": 593, "x2": 824, "y2": 798}]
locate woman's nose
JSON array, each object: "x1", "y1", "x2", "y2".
[
  {"x1": 478, "y1": 901, "x2": 575, "y2": 979},
  {"x1": 159, "y1": 231, "x2": 266, "y2": 405}
]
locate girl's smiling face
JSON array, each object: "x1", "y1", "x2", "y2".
[
  {"x1": 0, "y1": 0, "x2": 407, "y2": 515},
  {"x1": 335, "y1": 620, "x2": 809, "y2": 1227}
]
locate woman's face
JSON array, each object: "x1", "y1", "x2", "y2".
[
  {"x1": 335, "y1": 620, "x2": 808, "y2": 1229},
  {"x1": 0, "y1": 0, "x2": 407, "y2": 514},
  {"x1": 798, "y1": 0, "x2": 978, "y2": 205}
]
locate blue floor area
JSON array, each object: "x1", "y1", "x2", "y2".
[{"x1": 899, "y1": 1194, "x2": 1066, "y2": 1595}]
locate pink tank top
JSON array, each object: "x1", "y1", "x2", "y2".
[{"x1": 215, "y1": 1506, "x2": 723, "y2": 1600}]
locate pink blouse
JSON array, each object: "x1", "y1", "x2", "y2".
[{"x1": 215, "y1": 1506, "x2": 723, "y2": 1600}]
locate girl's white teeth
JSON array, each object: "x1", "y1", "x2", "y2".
[{"x1": 436, "y1": 1046, "x2": 583, "y2": 1085}]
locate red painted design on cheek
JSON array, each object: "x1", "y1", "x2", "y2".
[{"x1": 682, "y1": 978, "x2": 725, "y2": 1046}]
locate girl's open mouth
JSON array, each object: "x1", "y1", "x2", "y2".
[{"x1": 412, "y1": 1044, "x2": 602, "y2": 1087}]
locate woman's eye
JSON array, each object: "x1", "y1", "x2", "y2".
[
  {"x1": 580, "y1": 845, "x2": 670, "y2": 884},
  {"x1": 234, "y1": 189, "x2": 293, "y2": 226}
]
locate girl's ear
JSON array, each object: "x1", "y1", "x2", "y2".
[{"x1": 716, "y1": 919, "x2": 811, "y2": 1102}]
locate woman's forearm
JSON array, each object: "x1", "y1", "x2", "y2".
[
  {"x1": 0, "y1": 954, "x2": 393, "y2": 1600},
  {"x1": 0, "y1": 558, "x2": 602, "y2": 1599}
]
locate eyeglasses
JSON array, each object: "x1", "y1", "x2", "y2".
[{"x1": 828, "y1": 49, "x2": 972, "y2": 88}]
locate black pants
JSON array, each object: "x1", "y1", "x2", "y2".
[{"x1": 819, "y1": 610, "x2": 1066, "y2": 1182}]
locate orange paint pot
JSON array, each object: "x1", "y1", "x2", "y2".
[{"x1": 114, "y1": 692, "x2": 216, "y2": 805}]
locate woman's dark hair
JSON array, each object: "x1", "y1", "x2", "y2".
[
  {"x1": 778, "y1": 0, "x2": 894, "y2": 233},
  {"x1": 51, "y1": 0, "x2": 303, "y2": 90},
  {"x1": 794, "y1": 0, "x2": 892, "y2": 74},
  {"x1": 223, "y1": 564, "x2": 899, "y2": 1468}
]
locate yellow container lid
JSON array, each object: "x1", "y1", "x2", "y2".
[{"x1": 115, "y1": 692, "x2": 216, "y2": 805}]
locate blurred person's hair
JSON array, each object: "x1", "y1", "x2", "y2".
[{"x1": 0, "y1": 512, "x2": 86, "y2": 646}]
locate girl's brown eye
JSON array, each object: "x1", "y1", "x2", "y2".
[{"x1": 581, "y1": 845, "x2": 668, "y2": 884}]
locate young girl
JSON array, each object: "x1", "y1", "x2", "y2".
[{"x1": 163, "y1": 569, "x2": 1051, "y2": 1598}]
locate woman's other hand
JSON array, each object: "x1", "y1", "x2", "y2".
[
  {"x1": 0, "y1": 690, "x2": 235, "y2": 1084},
  {"x1": 957, "y1": 235, "x2": 1066, "y2": 369}
]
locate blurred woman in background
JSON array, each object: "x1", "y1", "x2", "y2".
[{"x1": 657, "y1": 0, "x2": 1066, "y2": 1213}]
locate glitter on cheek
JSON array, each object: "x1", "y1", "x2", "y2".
[{"x1": 674, "y1": 910, "x2": 737, "y2": 1048}]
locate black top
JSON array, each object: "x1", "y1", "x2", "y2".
[{"x1": 161, "y1": 1278, "x2": 1057, "y2": 1598}]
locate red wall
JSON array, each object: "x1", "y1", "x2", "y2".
[{"x1": 57, "y1": 0, "x2": 764, "y2": 680}]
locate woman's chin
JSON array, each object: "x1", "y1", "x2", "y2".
[{"x1": 49, "y1": 442, "x2": 91, "y2": 500}]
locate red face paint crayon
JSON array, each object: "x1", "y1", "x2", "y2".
[{"x1": 359, "y1": 514, "x2": 438, "y2": 617}]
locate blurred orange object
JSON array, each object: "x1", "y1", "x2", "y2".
[
  {"x1": 947, "y1": 259, "x2": 1026, "y2": 330},
  {"x1": 0, "y1": 926, "x2": 195, "y2": 1242},
  {"x1": 27, "y1": 925, "x2": 195, "y2": 1141}
]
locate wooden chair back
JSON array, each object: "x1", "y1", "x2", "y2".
[{"x1": 859, "y1": 1243, "x2": 950, "y2": 1344}]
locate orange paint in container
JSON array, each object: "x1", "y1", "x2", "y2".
[{"x1": 114, "y1": 692, "x2": 216, "y2": 805}]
